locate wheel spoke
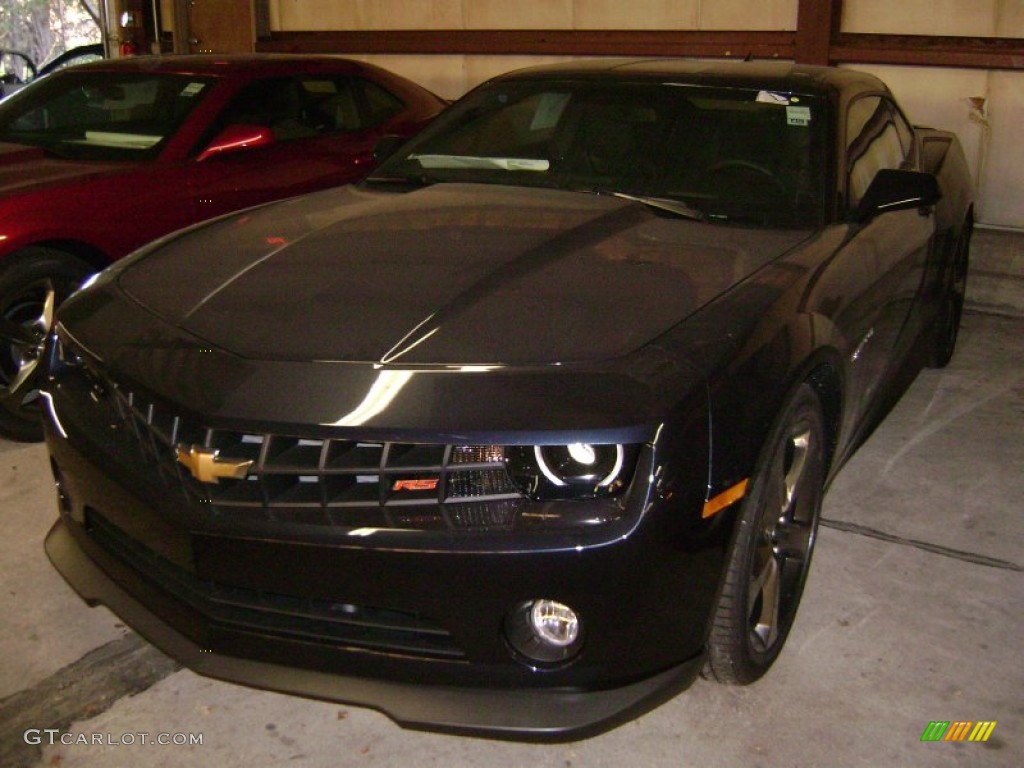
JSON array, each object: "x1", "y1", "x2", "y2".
[
  {"x1": 749, "y1": 549, "x2": 781, "y2": 651},
  {"x1": 749, "y1": 422, "x2": 817, "y2": 653},
  {"x1": 781, "y1": 429, "x2": 811, "y2": 517},
  {"x1": 2, "y1": 357, "x2": 40, "y2": 407},
  {"x1": 1, "y1": 279, "x2": 56, "y2": 413},
  {"x1": 41, "y1": 283, "x2": 56, "y2": 330}
]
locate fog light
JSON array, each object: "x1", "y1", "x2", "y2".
[
  {"x1": 505, "y1": 599, "x2": 583, "y2": 665},
  {"x1": 531, "y1": 600, "x2": 579, "y2": 646}
]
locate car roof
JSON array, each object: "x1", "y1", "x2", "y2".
[
  {"x1": 57, "y1": 53, "x2": 372, "y2": 79},
  {"x1": 493, "y1": 58, "x2": 886, "y2": 98}
]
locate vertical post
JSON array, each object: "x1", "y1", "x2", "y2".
[
  {"x1": 172, "y1": 0, "x2": 191, "y2": 54},
  {"x1": 795, "y1": 0, "x2": 842, "y2": 65}
]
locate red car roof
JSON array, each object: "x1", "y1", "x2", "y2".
[{"x1": 68, "y1": 53, "x2": 376, "y2": 78}]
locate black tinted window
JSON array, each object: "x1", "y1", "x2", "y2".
[
  {"x1": 0, "y1": 72, "x2": 214, "y2": 160},
  {"x1": 215, "y1": 75, "x2": 406, "y2": 143},
  {"x1": 376, "y1": 82, "x2": 825, "y2": 228}
]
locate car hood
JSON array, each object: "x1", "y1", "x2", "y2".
[
  {"x1": 0, "y1": 141, "x2": 129, "y2": 195},
  {"x1": 117, "y1": 183, "x2": 810, "y2": 365}
]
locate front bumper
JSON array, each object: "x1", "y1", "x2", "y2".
[
  {"x1": 40, "y1": 344, "x2": 728, "y2": 738},
  {"x1": 45, "y1": 518, "x2": 702, "y2": 740}
]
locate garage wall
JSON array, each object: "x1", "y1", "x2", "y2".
[
  {"x1": 840, "y1": 0, "x2": 1023, "y2": 229},
  {"x1": 266, "y1": 0, "x2": 1023, "y2": 229},
  {"x1": 267, "y1": 0, "x2": 799, "y2": 97}
]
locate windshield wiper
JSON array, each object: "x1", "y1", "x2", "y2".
[
  {"x1": 562, "y1": 185, "x2": 706, "y2": 221},
  {"x1": 362, "y1": 172, "x2": 438, "y2": 187},
  {"x1": 608, "y1": 192, "x2": 705, "y2": 221}
]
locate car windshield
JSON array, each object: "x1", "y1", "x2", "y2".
[
  {"x1": 373, "y1": 80, "x2": 825, "y2": 228},
  {"x1": 0, "y1": 71, "x2": 215, "y2": 161}
]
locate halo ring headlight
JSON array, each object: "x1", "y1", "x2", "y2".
[
  {"x1": 506, "y1": 443, "x2": 639, "y2": 500},
  {"x1": 534, "y1": 444, "x2": 625, "y2": 488}
]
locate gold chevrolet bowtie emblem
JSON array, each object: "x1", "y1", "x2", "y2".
[{"x1": 175, "y1": 444, "x2": 253, "y2": 484}]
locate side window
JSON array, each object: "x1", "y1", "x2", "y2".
[
  {"x1": 355, "y1": 78, "x2": 405, "y2": 129},
  {"x1": 216, "y1": 76, "x2": 405, "y2": 140},
  {"x1": 846, "y1": 95, "x2": 909, "y2": 208},
  {"x1": 292, "y1": 76, "x2": 360, "y2": 133},
  {"x1": 217, "y1": 77, "x2": 316, "y2": 141}
]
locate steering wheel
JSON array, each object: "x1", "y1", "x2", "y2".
[{"x1": 707, "y1": 159, "x2": 786, "y2": 194}]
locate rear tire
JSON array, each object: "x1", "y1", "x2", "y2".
[
  {"x1": 0, "y1": 248, "x2": 94, "y2": 442},
  {"x1": 705, "y1": 382, "x2": 826, "y2": 684},
  {"x1": 929, "y1": 218, "x2": 972, "y2": 369}
]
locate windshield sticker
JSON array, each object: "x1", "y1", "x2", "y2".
[
  {"x1": 413, "y1": 154, "x2": 550, "y2": 172},
  {"x1": 181, "y1": 82, "x2": 206, "y2": 97},
  {"x1": 530, "y1": 93, "x2": 571, "y2": 131},
  {"x1": 74, "y1": 131, "x2": 162, "y2": 149},
  {"x1": 786, "y1": 106, "x2": 812, "y2": 126},
  {"x1": 756, "y1": 91, "x2": 790, "y2": 105},
  {"x1": 302, "y1": 80, "x2": 338, "y2": 94}
]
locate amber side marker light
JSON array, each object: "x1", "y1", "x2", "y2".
[{"x1": 702, "y1": 479, "x2": 749, "y2": 519}]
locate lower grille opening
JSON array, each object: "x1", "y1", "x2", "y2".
[{"x1": 85, "y1": 508, "x2": 465, "y2": 659}]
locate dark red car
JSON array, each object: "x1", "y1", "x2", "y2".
[{"x1": 0, "y1": 54, "x2": 446, "y2": 440}]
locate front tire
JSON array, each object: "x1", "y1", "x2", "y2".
[
  {"x1": 705, "y1": 382, "x2": 826, "y2": 684},
  {"x1": 0, "y1": 248, "x2": 94, "y2": 442}
]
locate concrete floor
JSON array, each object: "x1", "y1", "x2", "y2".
[{"x1": 1, "y1": 230, "x2": 1022, "y2": 768}]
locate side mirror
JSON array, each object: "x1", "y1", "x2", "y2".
[
  {"x1": 854, "y1": 169, "x2": 941, "y2": 223},
  {"x1": 197, "y1": 124, "x2": 275, "y2": 162},
  {"x1": 373, "y1": 134, "x2": 407, "y2": 164}
]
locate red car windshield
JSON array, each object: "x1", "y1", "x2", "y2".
[{"x1": 0, "y1": 71, "x2": 216, "y2": 161}]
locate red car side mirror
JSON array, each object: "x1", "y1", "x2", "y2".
[{"x1": 197, "y1": 124, "x2": 275, "y2": 162}]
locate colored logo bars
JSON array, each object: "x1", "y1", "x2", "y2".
[{"x1": 920, "y1": 721, "x2": 997, "y2": 742}]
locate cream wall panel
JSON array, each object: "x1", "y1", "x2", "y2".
[
  {"x1": 699, "y1": 0, "x2": 798, "y2": 30},
  {"x1": 276, "y1": 0, "x2": 462, "y2": 31},
  {"x1": 274, "y1": 1, "x2": 356, "y2": 31},
  {"x1": 996, "y1": 0, "x2": 1024, "y2": 34},
  {"x1": 366, "y1": 0, "x2": 463, "y2": 29},
  {"x1": 352, "y1": 54, "x2": 585, "y2": 100},
  {"x1": 466, "y1": 1, "x2": 574, "y2": 29},
  {"x1": 842, "y1": 0, "x2": 998, "y2": 35},
  {"x1": 978, "y1": 73, "x2": 1024, "y2": 227},
  {"x1": 573, "y1": 0, "x2": 700, "y2": 29}
]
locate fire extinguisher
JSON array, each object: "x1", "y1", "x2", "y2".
[{"x1": 118, "y1": 10, "x2": 141, "y2": 57}]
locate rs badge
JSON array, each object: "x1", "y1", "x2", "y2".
[{"x1": 175, "y1": 444, "x2": 253, "y2": 484}]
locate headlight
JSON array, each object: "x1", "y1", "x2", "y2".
[{"x1": 505, "y1": 443, "x2": 638, "y2": 500}]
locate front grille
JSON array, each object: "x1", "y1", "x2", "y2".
[
  {"x1": 97, "y1": 374, "x2": 525, "y2": 532},
  {"x1": 87, "y1": 509, "x2": 465, "y2": 659}
]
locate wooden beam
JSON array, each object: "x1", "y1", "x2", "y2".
[
  {"x1": 833, "y1": 34, "x2": 1024, "y2": 70},
  {"x1": 258, "y1": 30, "x2": 795, "y2": 60},
  {"x1": 257, "y1": 29, "x2": 1024, "y2": 72},
  {"x1": 795, "y1": 0, "x2": 841, "y2": 65}
]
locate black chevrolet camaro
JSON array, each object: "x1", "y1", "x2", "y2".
[{"x1": 39, "y1": 60, "x2": 973, "y2": 739}]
